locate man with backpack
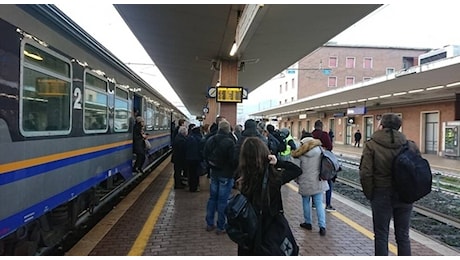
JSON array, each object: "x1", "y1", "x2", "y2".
[
  {"x1": 203, "y1": 119, "x2": 238, "y2": 235},
  {"x1": 359, "y1": 113, "x2": 418, "y2": 256}
]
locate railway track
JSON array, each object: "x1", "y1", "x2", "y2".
[{"x1": 335, "y1": 159, "x2": 460, "y2": 251}]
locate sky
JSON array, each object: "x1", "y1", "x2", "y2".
[{"x1": 54, "y1": 2, "x2": 460, "y2": 118}]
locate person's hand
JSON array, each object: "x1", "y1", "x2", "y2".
[{"x1": 268, "y1": 154, "x2": 277, "y2": 165}]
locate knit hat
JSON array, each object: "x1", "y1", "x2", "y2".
[{"x1": 380, "y1": 113, "x2": 402, "y2": 130}]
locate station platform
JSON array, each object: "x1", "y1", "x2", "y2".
[{"x1": 66, "y1": 146, "x2": 460, "y2": 256}]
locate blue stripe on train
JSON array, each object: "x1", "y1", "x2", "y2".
[{"x1": 0, "y1": 159, "x2": 132, "y2": 239}]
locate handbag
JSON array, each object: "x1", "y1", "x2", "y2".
[
  {"x1": 254, "y1": 211, "x2": 299, "y2": 256},
  {"x1": 144, "y1": 139, "x2": 152, "y2": 150}
]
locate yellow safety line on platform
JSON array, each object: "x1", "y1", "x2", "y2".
[
  {"x1": 128, "y1": 177, "x2": 174, "y2": 256},
  {"x1": 286, "y1": 182, "x2": 397, "y2": 255}
]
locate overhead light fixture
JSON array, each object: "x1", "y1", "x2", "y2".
[
  {"x1": 408, "y1": 89, "x2": 424, "y2": 93},
  {"x1": 446, "y1": 82, "x2": 460, "y2": 88},
  {"x1": 426, "y1": 85, "x2": 444, "y2": 91},
  {"x1": 229, "y1": 41, "x2": 238, "y2": 56},
  {"x1": 24, "y1": 50, "x2": 43, "y2": 61}
]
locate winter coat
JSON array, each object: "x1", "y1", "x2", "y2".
[
  {"x1": 172, "y1": 133, "x2": 187, "y2": 168},
  {"x1": 133, "y1": 122, "x2": 145, "y2": 154},
  {"x1": 203, "y1": 129, "x2": 237, "y2": 179},
  {"x1": 291, "y1": 137, "x2": 329, "y2": 196},
  {"x1": 359, "y1": 128, "x2": 418, "y2": 200},
  {"x1": 185, "y1": 129, "x2": 203, "y2": 162}
]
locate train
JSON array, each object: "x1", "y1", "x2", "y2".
[{"x1": 0, "y1": 4, "x2": 187, "y2": 255}]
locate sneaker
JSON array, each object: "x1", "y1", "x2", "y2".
[
  {"x1": 300, "y1": 223, "x2": 312, "y2": 230},
  {"x1": 326, "y1": 205, "x2": 336, "y2": 212},
  {"x1": 319, "y1": 227, "x2": 326, "y2": 236},
  {"x1": 206, "y1": 225, "x2": 215, "y2": 232}
]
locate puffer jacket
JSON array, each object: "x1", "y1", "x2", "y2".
[
  {"x1": 359, "y1": 128, "x2": 417, "y2": 200},
  {"x1": 291, "y1": 137, "x2": 329, "y2": 196}
]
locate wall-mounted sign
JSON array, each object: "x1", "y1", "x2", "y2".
[
  {"x1": 347, "y1": 106, "x2": 367, "y2": 115},
  {"x1": 216, "y1": 86, "x2": 243, "y2": 103}
]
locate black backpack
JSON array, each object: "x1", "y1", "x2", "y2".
[
  {"x1": 392, "y1": 141, "x2": 432, "y2": 203},
  {"x1": 273, "y1": 131, "x2": 287, "y2": 152},
  {"x1": 205, "y1": 134, "x2": 226, "y2": 169}
]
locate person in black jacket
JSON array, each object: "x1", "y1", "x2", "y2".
[
  {"x1": 172, "y1": 126, "x2": 188, "y2": 189},
  {"x1": 203, "y1": 119, "x2": 237, "y2": 234},
  {"x1": 235, "y1": 137, "x2": 302, "y2": 256},
  {"x1": 133, "y1": 116, "x2": 147, "y2": 173}
]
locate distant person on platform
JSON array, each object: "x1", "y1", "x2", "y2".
[
  {"x1": 354, "y1": 129, "x2": 362, "y2": 148},
  {"x1": 329, "y1": 129, "x2": 335, "y2": 143}
]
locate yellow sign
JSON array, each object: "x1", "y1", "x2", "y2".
[{"x1": 216, "y1": 87, "x2": 243, "y2": 103}]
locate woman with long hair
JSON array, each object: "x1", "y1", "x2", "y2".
[{"x1": 235, "y1": 137, "x2": 302, "y2": 255}]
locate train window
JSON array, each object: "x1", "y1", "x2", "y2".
[
  {"x1": 83, "y1": 72, "x2": 108, "y2": 133},
  {"x1": 146, "y1": 102, "x2": 154, "y2": 131},
  {"x1": 114, "y1": 87, "x2": 129, "y2": 132},
  {"x1": 21, "y1": 42, "x2": 72, "y2": 136},
  {"x1": 154, "y1": 106, "x2": 160, "y2": 130}
]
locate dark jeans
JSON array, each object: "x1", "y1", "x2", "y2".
[
  {"x1": 371, "y1": 188, "x2": 413, "y2": 256},
  {"x1": 325, "y1": 179, "x2": 333, "y2": 207},
  {"x1": 187, "y1": 160, "x2": 200, "y2": 191},
  {"x1": 173, "y1": 163, "x2": 186, "y2": 187},
  {"x1": 205, "y1": 172, "x2": 234, "y2": 231}
]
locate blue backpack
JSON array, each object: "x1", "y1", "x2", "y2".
[{"x1": 392, "y1": 141, "x2": 432, "y2": 203}]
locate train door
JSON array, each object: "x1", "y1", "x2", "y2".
[
  {"x1": 345, "y1": 117, "x2": 353, "y2": 145},
  {"x1": 328, "y1": 118, "x2": 335, "y2": 141},
  {"x1": 133, "y1": 94, "x2": 143, "y2": 117},
  {"x1": 297, "y1": 121, "x2": 302, "y2": 139},
  {"x1": 424, "y1": 112, "x2": 438, "y2": 154},
  {"x1": 364, "y1": 116, "x2": 374, "y2": 141}
]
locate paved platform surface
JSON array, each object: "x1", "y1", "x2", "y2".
[{"x1": 66, "y1": 147, "x2": 460, "y2": 256}]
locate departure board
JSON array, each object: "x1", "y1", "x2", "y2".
[{"x1": 216, "y1": 87, "x2": 243, "y2": 103}]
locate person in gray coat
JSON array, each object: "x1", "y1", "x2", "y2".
[{"x1": 291, "y1": 132, "x2": 329, "y2": 236}]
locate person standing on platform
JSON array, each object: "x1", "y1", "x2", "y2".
[
  {"x1": 185, "y1": 126, "x2": 204, "y2": 192},
  {"x1": 203, "y1": 120, "x2": 237, "y2": 234},
  {"x1": 359, "y1": 113, "x2": 414, "y2": 256},
  {"x1": 133, "y1": 116, "x2": 147, "y2": 173},
  {"x1": 279, "y1": 128, "x2": 296, "y2": 161},
  {"x1": 354, "y1": 129, "x2": 362, "y2": 147},
  {"x1": 312, "y1": 120, "x2": 336, "y2": 212},
  {"x1": 172, "y1": 126, "x2": 188, "y2": 189},
  {"x1": 235, "y1": 137, "x2": 302, "y2": 255},
  {"x1": 329, "y1": 129, "x2": 335, "y2": 143},
  {"x1": 291, "y1": 132, "x2": 329, "y2": 236}
]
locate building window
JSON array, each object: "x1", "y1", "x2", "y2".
[
  {"x1": 279, "y1": 85, "x2": 282, "y2": 93},
  {"x1": 291, "y1": 78, "x2": 295, "y2": 89},
  {"x1": 345, "y1": 76, "x2": 355, "y2": 86},
  {"x1": 386, "y1": 67, "x2": 395, "y2": 75},
  {"x1": 363, "y1": 57, "x2": 373, "y2": 69},
  {"x1": 291, "y1": 97, "x2": 294, "y2": 102},
  {"x1": 328, "y1": 76, "x2": 337, "y2": 87},
  {"x1": 363, "y1": 77, "x2": 372, "y2": 81},
  {"x1": 328, "y1": 56, "x2": 338, "y2": 68},
  {"x1": 346, "y1": 57, "x2": 355, "y2": 68},
  {"x1": 285, "y1": 82, "x2": 288, "y2": 91},
  {"x1": 285, "y1": 99, "x2": 287, "y2": 103},
  {"x1": 403, "y1": 56, "x2": 415, "y2": 68}
]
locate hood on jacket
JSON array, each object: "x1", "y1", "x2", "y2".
[
  {"x1": 291, "y1": 138, "x2": 322, "y2": 158},
  {"x1": 371, "y1": 128, "x2": 407, "y2": 149}
]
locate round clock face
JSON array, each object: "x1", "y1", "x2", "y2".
[
  {"x1": 242, "y1": 88, "x2": 248, "y2": 99},
  {"x1": 208, "y1": 87, "x2": 216, "y2": 98}
]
